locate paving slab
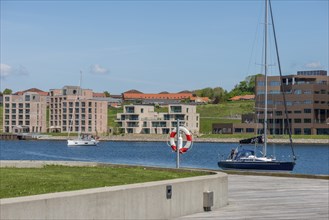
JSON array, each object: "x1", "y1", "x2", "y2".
[{"x1": 175, "y1": 175, "x2": 329, "y2": 220}]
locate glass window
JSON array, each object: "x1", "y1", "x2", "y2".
[
  {"x1": 269, "y1": 81, "x2": 280, "y2": 86},
  {"x1": 304, "y1": 118, "x2": 312, "y2": 123},
  {"x1": 294, "y1": 90, "x2": 302, "y2": 94},
  {"x1": 304, "y1": 109, "x2": 311, "y2": 113},
  {"x1": 294, "y1": 128, "x2": 302, "y2": 135},
  {"x1": 257, "y1": 90, "x2": 265, "y2": 95},
  {"x1": 246, "y1": 128, "x2": 254, "y2": 133},
  {"x1": 25, "y1": 95, "x2": 30, "y2": 101},
  {"x1": 294, "y1": 119, "x2": 301, "y2": 123},
  {"x1": 257, "y1": 81, "x2": 265, "y2": 86}
]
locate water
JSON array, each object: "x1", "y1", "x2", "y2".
[{"x1": 1, "y1": 140, "x2": 328, "y2": 175}]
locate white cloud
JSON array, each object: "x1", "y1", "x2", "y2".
[
  {"x1": 89, "y1": 64, "x2": 109, "y2": 75},
  {"x1": 0, "y1": 63, "x2": 28, "y2": 79},
  {"x1": 304, "y1": 61, "x2": 322, "y2": 69},
  {"x1": 0, "y1": 63, "x2": 12, "y2": 78}
]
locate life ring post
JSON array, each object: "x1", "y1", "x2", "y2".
[{"x1": 168, "y1": 120, "x2": 193, "y2": 168}]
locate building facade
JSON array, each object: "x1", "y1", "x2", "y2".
[
  {"x1": 255, "y1": 70, "x2": 329, "y2": 135},
  {"x1": 49, "y1": 86, "x2": 108, "y2": 134},
  {"x1": 122, "y1": 90, "x2": 209, "y2": 105},
  {"x1": 116, "y1": 105, "x2": 200, "y2": 135},
  {"x1": 3, "y1": 92, "x2": 47, "y2": 133}
]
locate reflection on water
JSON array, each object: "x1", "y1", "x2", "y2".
[{"x1": 0, "y1": 140, "x2": 328, "y2": 175}]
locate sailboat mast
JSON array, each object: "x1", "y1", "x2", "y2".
[{"x1": 264, "y1": 0, "x2": 268, "y2": 157}]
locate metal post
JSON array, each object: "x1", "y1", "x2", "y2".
[{"x1": 176, "y1": 119, "x2": 180, "y2": 168}]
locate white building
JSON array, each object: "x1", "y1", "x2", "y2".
[{"x1": 116, "y1": 105, "x2": 200, "y2": 134}]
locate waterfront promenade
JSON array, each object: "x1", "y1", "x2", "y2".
[{"x1": 176, "y1": 174, "x2": 329, "y2": 220}]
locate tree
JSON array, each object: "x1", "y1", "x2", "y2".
[
  {"x1": 227, "y1": 74, "x2": 261, "y2": 98},
  {"x1": 3, "y1": 88, "x2": 12, "y2": 95},
  {"x1": 104, "y1": 91, "x2": 110, "y2": 97}
]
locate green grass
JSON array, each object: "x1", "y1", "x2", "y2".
[
  {"x1": 0, "y1": 165, "x2": 207, "y2": 199},
  {"x1": 108, "y1": 107, "x2": 123, "y2": 127},
  {"x1": 198, "y1": 101, "x2": 255, "y2": 134}
]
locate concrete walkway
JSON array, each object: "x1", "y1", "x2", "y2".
[{"x1": 176, "y1": 175, "x2": 329, "y2": 220}]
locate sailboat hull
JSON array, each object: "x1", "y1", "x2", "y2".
[
  {"x1": 218, "y1": 160, "x2": 295, "y2": 171},
  {"x1": 67, "y1": 139, "x2": 98, "y2": 146}
]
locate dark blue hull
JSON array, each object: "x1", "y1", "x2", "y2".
[{"x1": 218, "y1": 160, "x2": 295, "y2": 171}]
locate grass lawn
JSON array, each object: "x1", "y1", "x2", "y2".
[
  {"x1": 0, "y1": 165, "x2": 207, "y2": 199},
  {"x1": 198, "y1": 101, "x2": 255, "y2": 134}
]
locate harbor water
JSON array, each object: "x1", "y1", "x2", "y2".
[{"x1": 0, "y1": 140, "x2": 328, "y2": 175}]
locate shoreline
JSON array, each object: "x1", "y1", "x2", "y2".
[{"x1": 34, "y1": 134, "x2": 329, "y2": 144}]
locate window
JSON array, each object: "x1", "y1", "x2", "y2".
[
  {"x1": 304, "y1": 109, "x2": 311, "y2": 113},
  {"x1": 304, "y1": 128, "x2": 311, "y2": 135},
  {"x1": 246, "y1": 128, "x2": 254, "y2": 133},
  {"x1": 294, "y1": 119, "x2": 301, "y2": 123},
  {"x1": 257, "y1": 81, "x2": 265, "y2": 86},
  {"x1": 257, "y1": 90, "x2": 265, "y2": 95},
  {"x1": 269, "y1": 81, "x2": 280, "y2": 86},
  {"x1": 294, "y1": 90, "x2": 302, "y2": 94},
  {"x1": 294, "y1": 128, "x2": 302, "y2": 135},
  {"x1": 304, "y1": 118, "x2": 312, "y2": 123},
  {"x1": 235, "y1": 128, "x2": 243, "y2": 133},
  {"x1": 269, "y1": 90, "x2": 280, "y2": 94},
  {"x1": 25, "y1": 95, "x2": 30, "y2": 101}
]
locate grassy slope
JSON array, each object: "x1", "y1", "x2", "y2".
[
  {"x1": 0, "y1": 165, "x2": 207, "y2": 198},
  {"x1": 108, "y1": 107, "x2": 123, "y2": 127},
  {"x1": 197, "y1": 100, "x2": 255, "y2": 134}
]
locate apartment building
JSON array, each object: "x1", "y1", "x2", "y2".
[
  {"x1": 116, "y1": 105, "x2": 200, "y2": 134},
  {"x1": 255, "y1": 70, "x2": 329, "y2": 135},
  {"x1": 3, "y1": 91, "x2": 47, "y2": 133},
  {"x1": 122, "y1": 90, "x2": 209, "y2": 105},
  {"x1": 49, "y1": 86, "x2": 108, "y2": 134}
]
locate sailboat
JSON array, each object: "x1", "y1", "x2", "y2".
[
  {"x1": 67, "y1": 72, "x2": 99, "y2": 146},
  {"x1": 218, "y1": 0, "x2": 296, "y2": 171},
  {"x1": 67, "y1": 134, "x2": 99, "y2": 146}
]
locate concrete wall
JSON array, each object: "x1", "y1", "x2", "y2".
[{"x1": 0, "y1": 162, "x2": 228, "y2": 220}]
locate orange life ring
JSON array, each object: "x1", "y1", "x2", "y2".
[{"x1": 169, "y1": 127, "x2": 192, "y2": 154}]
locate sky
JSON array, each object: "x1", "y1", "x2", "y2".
[{"x1": 1, "y1": 0, "x2": 328, "y2": 94}]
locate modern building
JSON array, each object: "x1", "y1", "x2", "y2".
[
  {"x1": 255, "y1": 70, "x2": 329, "y2": 135},
  {"x1": 49, "y1": 86, "x2": 108, "y2": 134},
  {"x1": 212, "y1": 70, "x2": 328, "y2": 135},
  {"x1": 3, "y1": 91, "x2": 48, "y2": 133},
  {"x1": 212, "y1": 114, "x2": 263, "y2": 135},
  {"x1": 116, "y1": 104, "x2": 200, "y2": 135}
]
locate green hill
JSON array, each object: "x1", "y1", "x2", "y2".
[{"x1": 197, "y1": 100, "x2": 255, "y2": 134}]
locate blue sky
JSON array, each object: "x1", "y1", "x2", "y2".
[{"x1": 1, "y1": 0, "x2": 328, "y2": 94}]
